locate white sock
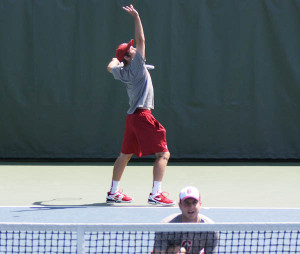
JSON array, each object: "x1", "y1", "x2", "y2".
[
  {"x1": 152, "y1": 181, "x2": 162, "y2": 195},
  {"x1": 110, "y1": 180, "x2": 120, "y2": 194}
]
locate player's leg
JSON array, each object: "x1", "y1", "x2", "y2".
[
  {"x1": 148, "y1": 151, "x2": 175, "y2": 206},
  {"x1": 131, "y1": 110, "x2": 174, "y2": 205},
  {"x1": 112, "y1": 153, "x2": 133, "y2": 181},
  {"x1": 153, "y1": 151, "x2": 170, "y2": 182},
  {"x1": 106, "y1": 153, "x2": 134, "y2": 203},
  {"x1": 106, "y1": 112, "x2": 138, "y2": 203}
]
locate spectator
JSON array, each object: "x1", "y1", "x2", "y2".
[{"x1": 152, "y1": 186, "x2": 219, "y2": 253}]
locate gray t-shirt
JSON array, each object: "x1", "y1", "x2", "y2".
[
  {"x1": 153, "y1": 213, "x2": 219, "y2": 254},
  {"x1": 111, "y1": 52, "x2": 154, "y2": 114}
]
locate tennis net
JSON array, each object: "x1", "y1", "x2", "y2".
[{"x1": 0, "y1": 222, "x2": 299, "y2": 253}]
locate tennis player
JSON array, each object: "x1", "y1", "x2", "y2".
[
  {"x1": 106, "y1": 5, "x2": 174, "y2": 206},
  {"x1": 152, "y1": 186, "x2": 219, "y2": 253}
]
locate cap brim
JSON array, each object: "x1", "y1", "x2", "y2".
[
  {"x1": 181, "y1": 196, "x2": 200, "y2": 202},
  {"x1": 126, "y1": 39, "x2": 134, "y2": 51}
]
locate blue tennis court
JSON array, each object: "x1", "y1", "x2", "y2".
[{"x1": 1, "y1": 206, "x2": 300, "y2": 223}]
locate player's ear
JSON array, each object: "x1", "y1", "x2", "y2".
[{"x1": 178, "y1": 201, "x2": 183, "y2": 210}]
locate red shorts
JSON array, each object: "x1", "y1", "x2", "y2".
[{"x1": 121, "y1": 109, "x2": 169, "y2": 157}]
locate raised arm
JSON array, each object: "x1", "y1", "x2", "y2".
[{"x1": 123, "y1": 5, "x2": 145, "y2": 59}]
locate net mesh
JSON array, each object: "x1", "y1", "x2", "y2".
[
  {"x1": 1, "y1": 230, "x2": 77, "y2": 254},
  {"x1": 0, "y1": 223, "x2": 299, "y2": 254}
]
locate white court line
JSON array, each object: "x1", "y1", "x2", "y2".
[{"x1": 0, "y1": 206, "x2": 300, "y2": 210}]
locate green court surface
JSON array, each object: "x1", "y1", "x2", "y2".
[{"x1": 0, "y1": 161, "x2": 299, "y2": 208}]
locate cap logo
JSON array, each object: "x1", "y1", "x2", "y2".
[{"x1": 187, "y1": 189, "x2": 191, "y2": 194}]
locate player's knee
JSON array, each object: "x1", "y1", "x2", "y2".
[{"x1": 156, "y1": 151, "x2": 170, "y2": 161}]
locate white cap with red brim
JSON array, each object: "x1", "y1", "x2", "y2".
[{"x1": 179, "y1": 186, "x2": 201, "y2": 202}]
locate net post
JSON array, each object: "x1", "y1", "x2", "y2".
[{"x1": 76, "y1": 225, "x2": 85, "y2": 254}]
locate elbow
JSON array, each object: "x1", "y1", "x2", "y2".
[{"x1": 136, "y1": 36, "x2": 145, "y2": 45}]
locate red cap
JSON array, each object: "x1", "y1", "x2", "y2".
[{"x1": 116, "y1": 39, "x2": 134, "y2": 62}]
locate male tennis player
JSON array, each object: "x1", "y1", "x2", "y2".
[
  {"x1": 152, "y1": 186, "x2": 219, "y2": 253},
  {"x1": 106, "y1": 5, "x2": 174, "y2": 206}
]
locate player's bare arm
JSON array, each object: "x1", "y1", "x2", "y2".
[
  {"x1": 107, "y1": 58, "x2": 120, "y2": 73},
  {"x1": 123, "y1": 5, "x2": 145, "y2": 59}
]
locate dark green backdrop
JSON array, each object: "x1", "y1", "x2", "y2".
[{"x1": 1, "y1": 0, "x2": 299, "y2": 159}]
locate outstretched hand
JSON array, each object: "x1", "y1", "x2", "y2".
[
  {"x1": 123, "y1": 4, "x2": 139, "y2": 17},
  {"x1": 122, "y1": 4, "x2": 145, "y2": 59}
]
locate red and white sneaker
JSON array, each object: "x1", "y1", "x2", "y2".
[
  {"x1": 148, "y1": 192, "x2": 175, "y2": 206},
  {"x1": 106, "y1": 191, "x2": 133, "y2": 203}
]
